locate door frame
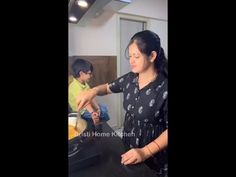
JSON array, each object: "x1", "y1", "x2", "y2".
[{"x1": 115, "y1": 13, "x2": 150, "y2": 128}]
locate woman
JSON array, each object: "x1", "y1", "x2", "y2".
[{"x1": 77, "y1": 30, "x2": 168, "y2": 176}]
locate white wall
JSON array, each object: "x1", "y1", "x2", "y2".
[
  {"x1": 119, "y1": 0, "x2": 167, "y2": 20},
  {"x1": 69, "y1": 0, "x2": 168, "y2": 56},
  {"x1": 118, "y1": 0, "x2": 167, "y2": 56},
  {"x1": 68, "y1": 0, "x2": 168, "y2": 128},
  {"x1": 149, "y1": 19, "x2": 168, "y2": 56},
  {"x1": 69, "y1": 11, "x2": 117, "y2": 56}
]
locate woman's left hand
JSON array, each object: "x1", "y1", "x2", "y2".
[{"x1": 121, "y1": 147, "x2": 151, "y2": 165}]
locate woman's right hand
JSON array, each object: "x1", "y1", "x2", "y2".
[{"x1": 77, "y1": 88, "x2": 97, "y2": 111}]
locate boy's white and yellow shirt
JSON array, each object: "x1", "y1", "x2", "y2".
[{"x1": 68, "y1": 78, "x2": 90, "y2": 114}]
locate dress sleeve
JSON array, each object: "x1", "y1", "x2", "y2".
[{"x1": 108, "y1": 72, "x2": 132, "y2": 93}]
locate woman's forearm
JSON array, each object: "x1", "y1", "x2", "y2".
[
  {"x1": 91, "y1": 99, "x2": 99, "y2": 110},
  {"x1": 85, "y1": 104, "x2": 95, "y2": 113},
  {"x1": 92, "y1": 83, "x2": 112, "y2": 96},
  {"x1": 144, "y1": 129, "x2": 168, "y2": 156},
  {"x1": 77, "y1": 84, "x2": 111, "y2": 111}
]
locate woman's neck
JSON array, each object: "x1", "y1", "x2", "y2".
[{"x1": 138, "y1": 68, "x2": 158, "y2": 89}]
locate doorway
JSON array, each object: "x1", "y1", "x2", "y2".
[{"x1": 118, "y1": 17, "x2": 147, "y2": 128}]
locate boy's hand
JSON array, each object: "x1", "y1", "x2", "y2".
[{"x1": 91, "y1": 112, "x2": 100, "y2": 124}]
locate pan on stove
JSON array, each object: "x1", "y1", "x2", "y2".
[{"x1": 68, "y1": 116, "x2": 95, "y2": 158}]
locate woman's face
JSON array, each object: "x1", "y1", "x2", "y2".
[{"x1": 128, "y1": 42, "x2": 151, "y2": 73}]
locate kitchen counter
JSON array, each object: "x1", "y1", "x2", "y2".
[{"x1": 69, "y1": 122, "x2": 157, "y2": 177}]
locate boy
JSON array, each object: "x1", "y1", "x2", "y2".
[{"x1": 69, "y1": 58, "x2": 110, "y2": 124}]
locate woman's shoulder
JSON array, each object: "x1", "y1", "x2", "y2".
[
  {"x1": 111, "y1": 72, "x2": 137, "y2": 86},
  {"x1": 122, "y1": 72, "x2": 137, "y2": 80}
]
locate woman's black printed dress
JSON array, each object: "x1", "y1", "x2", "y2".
[{"x1": 108, "y1": 72, "x2": 168, "y2": 177}]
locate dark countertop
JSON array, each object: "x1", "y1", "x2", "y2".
[{"x1": 69, "y1": 122, "x2": 157, "y2": 177}]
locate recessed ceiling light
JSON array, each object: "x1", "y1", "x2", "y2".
[
  {"x1": 77, "y1": 0, "x2": 88, "y2": 8},
  {"x1": 69, "y1": 16, "x2": 77, "y2": 22}
]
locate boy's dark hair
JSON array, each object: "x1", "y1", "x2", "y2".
[{"x1": 71, "y1": 57, "x2": 93, "y2": 78}]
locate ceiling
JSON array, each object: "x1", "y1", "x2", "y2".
[
  {"x1": 68, "y1": 0, "x2": 96, "y2": 24},
  {"x1": 68, "y1": 0, "x2": 131, "y2": 24}
]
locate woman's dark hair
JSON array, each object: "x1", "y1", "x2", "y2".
[
  {"x1": 126, "y1": 30, "x2": 168, "y2": 77},
  {"x1": 71, "y1": 57, "x2": 93, "y2": 78}
]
